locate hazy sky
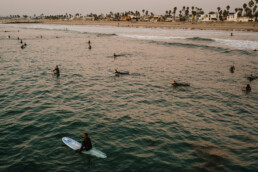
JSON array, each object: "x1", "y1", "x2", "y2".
[{"x1": 0, "y1": 0, "x2": 249, "y2": 16}]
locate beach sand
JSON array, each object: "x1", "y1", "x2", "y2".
[{"x1": 1, "y1": 19, "x2": 258, "y2": 32}]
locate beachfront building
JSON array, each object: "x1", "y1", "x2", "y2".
[
  {"x1": 227, "y1": 12, "x2": 238, "y2": 21},
  {"x1": 165, "y1": 17, "x2": 174, "y2": 22},
  {"x1": 84, "y1": 16, "x2": 95, "y2": 21},
  {"x1": 150, "y1": 15, "x2": 165, "y2": 22},
  {"x1": 227, "y1": 12, "x2": 254, "y2": 22},
  {"x1": 140, "y1": 15, "x2": 151, "y2": 22},
  {"x1": 199, "y1": 14, "x2": 218, "y2": 22}
]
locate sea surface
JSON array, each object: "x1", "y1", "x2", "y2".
[{"x1": 0, "y1": 23, "x2": 257, "y2": 172}]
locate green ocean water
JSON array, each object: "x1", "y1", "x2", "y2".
[{"x1": 0, "y1": 24, "x2": 257, "y2": 172}]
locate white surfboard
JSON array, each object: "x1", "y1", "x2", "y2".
[{"x1": 62, "y1": 137, "x2": 107, "y2": 158}]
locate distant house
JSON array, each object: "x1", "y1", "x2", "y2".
[
  {"x1": 150, "y1": 15, "x2": 165, "y2": 22},
  {"x1": 199, "y1": 14, "x2": 218, "y2": 21},
  {"x1": 165, "y1": 17, "x2": 173, "y2": 22},
  {"x1": 227, "y1": 12, "x2": 237, "y2": 21},
  {"x1": 140, "y1": 15, "x2": 151, "y2": 22},
  {"x1": 120, "y1": 16, "x2": 131, "y2": 21},
  {"x1": 84, "y1": 16, "x2": 95, "y2": 21},
  {"x1": 227, "y1": 11, "x2": 254, "y2": 22},
  {"x1": 129, "y1": 15, "x2": 139, "y2": 22}
]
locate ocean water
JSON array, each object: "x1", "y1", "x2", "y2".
[{"x1": 0, "y1": 24, "x2": 257, "y2": 172}]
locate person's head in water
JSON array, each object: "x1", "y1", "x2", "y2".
[
  {"x1": 173, "y1": 80, "x2": 176, "y2": 84},
  {"x1": 115, "y1": 69, "x2": 118, "y2": 72},
  {"x1": 82, "y1": 133, "x2": 88, "y2": 138}
]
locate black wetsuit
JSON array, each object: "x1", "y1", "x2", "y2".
[
  {"x1": 230, "y1": 66, "x2": 235, "y2": 73},
  {"x1": 115, "y1": 70, "x2": 129, "y2": 75},
  {"x1": 246, "y1": 85, "x2": 251, "y2": 91},
  {"x1": 53, "y1": 68, "x2": 60, "y2": 76},
  {"x1": 172, "y1": 83, "x2": 190, "y2": 86},
  {"x1": 80, "y1": 137, "x2": 92, "y2": 151}
]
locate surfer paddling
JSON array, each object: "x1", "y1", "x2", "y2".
[{"x1": 76, "y1": 133, "x2": 92, "y2": 153}]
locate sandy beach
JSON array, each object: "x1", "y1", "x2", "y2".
[{"x1": 1, "y1": 19, "x2": 258, "y2": 32}]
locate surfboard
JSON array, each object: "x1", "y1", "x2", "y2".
[{"x1": 62, "y1": 137, "x2": 107, "y2": 158}]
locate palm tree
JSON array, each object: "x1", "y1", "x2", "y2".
[
  {"x1": 249, "y1": 0, "x2": 254, "y2": 8},
  {"x1": 173, "y1": 7, "x2": 177, "y2": 21},
  {"x1": 253, "y1": 5, "x2": 257, "y2": 14},
  {"x1": 226, "y1": 5, "x2": 230, "y2": 11},
  {"x1": 142, "y1": 9, "x2": 145, "y2": 16},
  {"x1": 243, "y1": 3, "x2": 248, "y2": 15},
  {"x1": 145, "y1": 10, "x2": 149, "y2": 16},
  {"x1": 185, "y1": 7, "x2": 189, "y2": 17}
]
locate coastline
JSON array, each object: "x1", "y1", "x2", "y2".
[{"x1": 0, "y1": 19, "x2": 258, "y2": 32}]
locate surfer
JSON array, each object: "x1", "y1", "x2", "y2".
[
  {"x1": 76, "y1": 133, "x2": 92, "y2": 153},
  {"x1": 172, "y1": 80, "x2": 190, "y2": 87},
  {"x1": 88, "y1": 40, "x2": 91, "y2": 44},
  {"x1": 52, "y1": 65, "x2": 60, "y2": 76},
  {"x1": 88, "y1": 45, "x2": 92, "y2": 50},
  {"x1": 246, "y1": 84, "x2": 251, "y2": 91},
  {"x1": 20, "y1": 40, "x2": 23, "y2": 44},
  {"x1": 114, "y1": 69, "x2": 130, "y2": 75},
  {"x1": 248, "y1": 74, "x2": 254, "y2": 81},
  {"x1": 230, "y1": 64, "x2": 235, "y2": 73}
]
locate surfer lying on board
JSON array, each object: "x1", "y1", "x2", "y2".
[
  {"x1": 114, "y1": 69, "x2": 131, "y2": 75},
  {"x1": 247, "y1": 74, "x2": 257, "y2": 81},
  {"x1": 76, "y1": 133, "x2": 92, "y2": 153},
  {"x1": 172, "y1": 80, "x2": 190, "y2": 87},
  {"x1": 52, "y1": 65, "x2": 60, "y2": 76}
]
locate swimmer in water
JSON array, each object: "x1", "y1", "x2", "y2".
[
  {"x1": 246, "y1": 84, "x2": 251, "y2": 91},
  {"x1": 230, "y1": 64, "x2": 235, "y2": 73},
  {"x1": 52, "y1": 65, "x2": 60, "y2": 76}
]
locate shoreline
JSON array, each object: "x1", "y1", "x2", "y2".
[{"x1": 1, "y1": 19, "x2": 258, "y2": 32}]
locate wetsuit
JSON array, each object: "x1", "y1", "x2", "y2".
[
  {"x1": 53, "y1": 67, "x2": 60, "y2": 76},
  {"x1": 80, "y1": 137, "x2": 92, "y2": 151},
  {"x1": 172, "y1": 83, "x2": 190, "y2": 86},
  {"x1": 115, "y1": 70, "x2": 130, "y2": 75},
  {"x1": 230, "y1": 66, "x2": 235, "y2": 73},
  {"x1": 246, "y1": 85, "x2": 251, "y2": 91}
]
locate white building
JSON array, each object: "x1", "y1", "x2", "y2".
[
  {"x1": 227, "y1": 11, "x2": 254, "y2": 22},
  {"x1": 199, "y1": 14, "x2": 218, "y2": 21}
]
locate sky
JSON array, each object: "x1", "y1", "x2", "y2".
[{"x1": 0, "y1": 0, "x2": 250, "y2": 16}]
